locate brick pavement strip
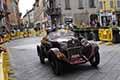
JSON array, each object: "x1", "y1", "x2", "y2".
[{"x1": 6, "y1": 38, "x2": 120, "y2": 80}]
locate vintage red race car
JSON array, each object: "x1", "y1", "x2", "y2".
[{"x1": 37, "y1": 29, "x2": 100, "y2": 75}]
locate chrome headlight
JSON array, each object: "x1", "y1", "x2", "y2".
[{"x1": 81, "y1": 39, "x2": 90, "y2": 47}]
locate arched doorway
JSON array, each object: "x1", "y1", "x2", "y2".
[
  {"x1": 90, "y1": 14, "x2": 98, "y2": 21},
  {"x1": 90, "y1": 14, "x2": 98, "y2": 26}
]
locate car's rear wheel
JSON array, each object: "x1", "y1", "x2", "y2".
[
  {"x1": 89, "y1": 51, "x2": 100, "y2": 67},
  {"x1": 37, "y1": 45, "x2": 45, "y2": 64},
  {"x1": 49, "y1": 54, "x2": 63, "y2": 75}
]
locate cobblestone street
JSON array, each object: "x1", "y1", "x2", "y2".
[{"x1": 6, "y1": 37, "x2": 120, "y2": 80}]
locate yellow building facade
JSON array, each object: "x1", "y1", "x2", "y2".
[
  {"x1": 99, "y1": 0, "x2": 117, "y2": 26},
  {"x1": 99, "y1": 0, "x2": 116, "y2": 13}
]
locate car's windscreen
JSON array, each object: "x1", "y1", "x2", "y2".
[{"x1": 48, "y1": 30, "x2": 74, "y2": 40}]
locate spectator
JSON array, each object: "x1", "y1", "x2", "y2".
[
  {"x1": 103, "y1": 17, "x2": 107, "y2": 26},
  {"x1": 112, "y1": 12, "x2": 117, "y2": 26},
  {"x1": 95, "y1": 19, "x2": 101, "y2": 28},
  {"x1": 118, "y1": 17, "x2": 120, "y2": 27},
  {"x1": 90, "y1": 20, "x2": 96, "y2": 27},
  {"x1": 106, "y1": 17, "x2": 111, "y2": 26}
]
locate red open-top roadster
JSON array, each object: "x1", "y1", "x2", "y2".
[{"x1": 37, "y1": 29, "x2": 100, "y2": 75}]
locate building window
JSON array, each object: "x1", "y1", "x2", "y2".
[
  {"x1": 65, "y1": 0, "x2": 71, "y2": 10},
  {"x1": 99, "y1": 1, "x2": 103, "y2": 9},
  {"x1": 117, "y1": 0, "x2": 120, "y2": 8},
  {"x1": 78, "y1": 0, "x2": 84, "y2": 9},
  {"x1": 110, "y1": 1, "x2": 113, "y2": 8},
  {"x1": 89, "y1": 0, "x2": 96, "y2": 8}
]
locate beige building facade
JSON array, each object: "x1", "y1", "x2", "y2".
[
  {"x1": 23, "y1": 8, "x2": 34, "y2": 28},
  {"x1": 45, "y1": 0, "x2": 99, "y2": 26},
  {"x1": 0, "y1": 0, "x2": 20, "y2": 31},
  {"x1": 60, "y1": 0, "x2": 99, "y2": 25},
  {"x1": 34, "y1": 0, "x2": 47, "y2": 28}
]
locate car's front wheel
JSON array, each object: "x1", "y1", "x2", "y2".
[
  {"x1": 37, "y1": 45, "x2": 45, "y2": 64},
  {"x1": 49, "y1": 54, "x2": 63, "y2": 75},
  {"x1": 89, "y1": 51, "x2": 100, "y2": 67}
]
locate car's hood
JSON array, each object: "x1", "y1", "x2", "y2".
[
  {"x1": 49, "y1": 36, "x2": 75, "y2": 43},
  {"x1": 53, "y1": 38, "x2": 71, "y2": 42}
]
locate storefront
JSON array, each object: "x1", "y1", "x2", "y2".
[{"x1": 99, "y1": 12, "x2": 113, "y2": 26}]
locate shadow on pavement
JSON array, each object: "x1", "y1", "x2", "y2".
[{"x1": 39, "y1": 60, "x2": 99, "y2": 76}]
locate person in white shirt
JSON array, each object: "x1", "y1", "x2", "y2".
[{"x1": 112, "y1": 12, "x2": 117, "y2": 25}]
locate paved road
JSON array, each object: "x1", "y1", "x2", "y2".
[{"x1": 6, "y1": 37, "x2": 120, "y2": 80}]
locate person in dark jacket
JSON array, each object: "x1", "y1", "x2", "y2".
[{"x1": 96, "y1": 19, "x2": 101, "y2": 28}]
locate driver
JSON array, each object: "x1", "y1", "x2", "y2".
[{"x1": 41, "y1": 36, "x2": 52, "y2": 50}]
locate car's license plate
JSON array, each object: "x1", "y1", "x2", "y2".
[{"x1": 71, "y1": 54, "x2": 80, "y2": 58}]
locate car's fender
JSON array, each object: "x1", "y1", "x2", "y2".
[
  {"x1": 49, "y1": 48, "x2": 60, "y2": 55},
  {"x1": 89, "y1": 43, "x2": 99, "y2": 59},
  {"x1": 48, "y1": 48, "x2": 65, "y2": 60},
  {"x1": 91, "y1": 43, "x2": 99, "y2": 51}
]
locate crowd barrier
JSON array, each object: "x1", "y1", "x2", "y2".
[
  {"x1": 99, "y1": 28, "x2": 113, "y2": 42},
  {"x1": 0, "y1": 29, "x2": 46, "y2": 44},
  {"x1": 0, "y1": 45, "x2": 10, "y2": 80}
]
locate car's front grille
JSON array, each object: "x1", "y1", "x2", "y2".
[
  {"x1": 67, "y1": 39, "x2": 82, "y2": 59},
  {"x1": 67, "y1": 46, "x2": 82, "y2": 53}
]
